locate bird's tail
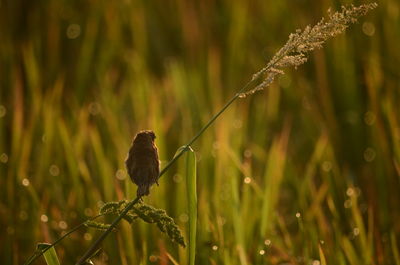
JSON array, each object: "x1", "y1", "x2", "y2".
[{"x1": 137, "y1": 185, "x2": 150, "y2": 197}]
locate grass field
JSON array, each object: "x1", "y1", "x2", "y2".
[{"x1": 1, "y1": 0, "x2": 399, "y2": 264}]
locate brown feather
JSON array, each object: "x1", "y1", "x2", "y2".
[{"x1": 125, "y1": 130, "x2": 160, "y2": 197}]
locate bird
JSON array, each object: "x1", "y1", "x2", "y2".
[{"x1": 125, "y1": 130, "x2": 160, "y2": 197}]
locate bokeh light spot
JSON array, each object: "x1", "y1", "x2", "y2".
[
  {"x1": 116, "y1": 169, "x2": 126, "y2": 180},
  {"x1": 0, "y1": 105, "x2": 6, "y2": 118},
  {"x1": 41, "y1": 214, "x2": 49, "y2": 223},
  {"x1": 22, "y1": 178, "x2": 30, "y2": 186},
  {"x1": 212, "y1": 141, "x2": 220, "y2": 150},
  {"x1": 362, "y1": 22, "x2": 375, "y2": 36},
  {"x1": 149, "y1": 255, "x2": 158, "y2": 262},
  {"x1": 66, "y1": 24, "x2": 81, "y2": 39},
  {"x1": 322, "y1": 161, "x2": 332, "y2": 172},
  {"x1": 353, "y1": 227, "x2": 360, "y2": 236},
  {"x1": 346, "y1": 187, "x2": 354, "y2": 197},
  {"x1": 179, "y1": 213, "x2": 188, "y2": 223},
  {"x1": 364, "y1": 147, "x2": 376, "y2": 162},
  {"x1": 49, "y1": 165, "x2": 60, "y2": 176},
  {"x1": 84, "y1": 233, "x2": 93, "y2": 241},
  {"x1": 59, "y1": 221, "x2": 68, "y2": 230},
  {"x1": 88, "y1": 102, "x2": 101, "y2": 115},
  {"x1": 84, "y1": 208, "x2": 93, "y2": 216},
  {"x1": 19, "y1": 211, "x2": 28, "y2": 220},
  {"x1": 173, "y1": 174, "x2": 182, "y2": 183},
  {"x1": 364, "y1": 111, "x2": 376, "y2": 126},
  {"x1": 7, "y1": 226, "x2": 15, "y2": 235},
  {"x1": 244, "y1": 149, "x2": 252, "y2": 158},
  {"x1": 344, "y1": 199, "x2": 352, "y2": 208},
  {"x1": 97, "y1": 201, "x2": 104, "y2": 208},
  {"x1": 233, "y1": 119, "x2": 242, "y2": 129},
  {"x1": 0, "y1": 153, "x2": 8, "y2": 163}
]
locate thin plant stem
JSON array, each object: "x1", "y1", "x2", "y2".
[
  {"x1": 76, "y1": 197, "x2": 141, "y2": 264},
  {"x1": 76, "y1": 78, "x2": 258, "y2": 264},
  {"x1": 159, "y1": 78, "x2": 256, "y2": 177},
  {"x1": 24, "y1": 214, "x2": 103, "y2": 265}
]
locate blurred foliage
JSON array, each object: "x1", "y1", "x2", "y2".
[{"x1": 0, "y1": 0, "x2": 399, "y2": 264}]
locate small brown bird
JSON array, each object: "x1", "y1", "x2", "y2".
[{"x1": 125, "y1": 130, "x2": 160, "y2": 197}]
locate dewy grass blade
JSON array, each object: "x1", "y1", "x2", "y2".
[{"x1": 185, "y1": 146, "x2": 197, "y2": 265}]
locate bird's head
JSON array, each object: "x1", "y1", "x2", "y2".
[{"x1": 134, "y1": 130, "x2": 156, "y2": 143}]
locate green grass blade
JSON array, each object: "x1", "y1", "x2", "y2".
[
  {"x1": 391, "y1": 232, "x2": 400, "y2": 265},
  {"x1": 37, "y1": 243, "x2": 61, "y2": 265},
  {"x1": 319, "y1": 244, "x2": 327, "y2": 265},
  {"x1": 185, "y1": 146, "x2": 197, "y2": 265}
]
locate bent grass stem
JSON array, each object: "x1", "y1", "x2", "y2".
[{"x1": 75, "y1": 78, "x2": 258, "y2": 264}]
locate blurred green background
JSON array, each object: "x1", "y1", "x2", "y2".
[{"x1": 1, "y1": 0, "x2": 399, "y2": 264}]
